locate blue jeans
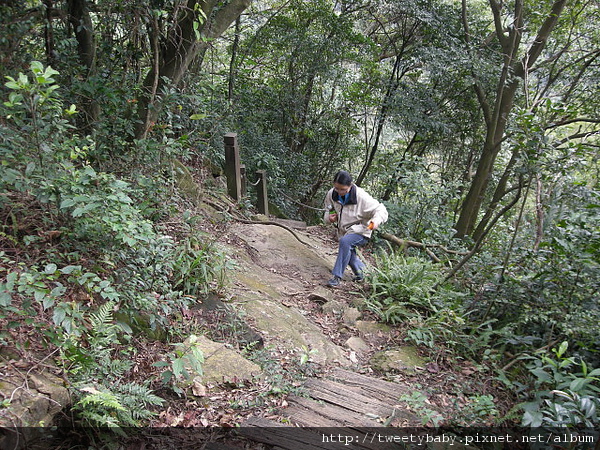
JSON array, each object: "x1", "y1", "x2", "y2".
[{"x1": 332, "y1": 233, "x2": 368, "y2": 278}]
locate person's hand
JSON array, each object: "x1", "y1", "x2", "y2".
[{"x1": 329, "y1": 213, "x2": 338, "y2": 223}]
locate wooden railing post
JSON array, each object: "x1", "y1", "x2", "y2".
[
  {"x1": 224, "y1": 133, "x2": 242, "y2": 201},
  {"x1": 240, "y1": 164, "x2": 247, "y2": 197},
  {"x1": 255, "y1": 170, "x2": 268, "y2": 215}
]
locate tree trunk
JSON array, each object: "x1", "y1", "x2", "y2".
[
  {"x1": 381, "y1": 133, "x2": 419, "y2": 201},
  {"x1": 356, "y1": 55, "x2": 402, "y2": 186},
  {"x1": 67, "y1": 0, "x2": 99, "y2": 130},
  {"x1": 454, "y1": 0, "x2": 567, "y2": 239},
  {"x1": 43, "y1": 0, "x2": 55, "y2": 66},
  {"x1": 67, "y1": 0, "x2": 95, "y2": 73},
  {"x1": 533, "y1": 174, "x2": 544, "y2": 251},
  {"x1": 228, "y1": 16, "x2": 242, "y2": 105},
  {"x1": 135, "y1": 0, "x2": 251, "y2": 140}
]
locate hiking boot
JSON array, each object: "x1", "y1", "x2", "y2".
[
  {"x1": 352, "y1": 272, "x2": 364, "y2": 282},
  {"x1": 327, "y1": 276, "x2": 341, "y2": 287}
]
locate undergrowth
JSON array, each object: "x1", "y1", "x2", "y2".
[
  {"x1": 363, "y1": 247, "x2": 599, "y2": 428},
  {"x1": 0, "y1": 62, "x2": 230, "y2": 431}
]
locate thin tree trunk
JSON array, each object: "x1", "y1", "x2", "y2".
[
  {"x1": 228, "y1": 16, "x2": 241, "y2": 105},
  {"x1": 67, "y1": 0, "x2": 99, "y2": 130},
  {"x1": 533, "y1": 174, "x2": 544, "y2": 251},
  {"x1": 454, "y1": 0, "x2": 567, "y2": 239},
  {"x1": 43, "y1": 0, "x2": 55, "y2": 66},
  {"x1": 135, "y1": 0, "x2": 251, "y2": 140},
  {"x1": 381, "y1": 133, "x2": 419, "y2": 201},
  {"x1": 356, "y1": 55, "x2": 402, "y2": 186}
]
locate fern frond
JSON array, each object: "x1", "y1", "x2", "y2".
[
  {"x1": 89, "y1": 300, "x2": 115, "y2": 330},
  {"x1": 78, "y1": 389, "x2": 126, "y2": 412}
]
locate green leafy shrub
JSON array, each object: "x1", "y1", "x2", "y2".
[
  {"x1": 63, "y1": 302, "x2": 163, "y2": 429},
  {"x1": 153, "y1": 334, "x2": 205, "y2": 396},
  {"x1": 364, "y1": 253, "x2": 442, "y2": 323},
  {"x1": 1, "y1": 62, "x2": 224, "y2": 428},
  {"x1": 171, "y1": 235, "x2": 234, "y2": 296},
  {"x1": 521, "y1": 342, "x2": 600, "y2": 427}
]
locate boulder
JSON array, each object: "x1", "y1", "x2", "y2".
[
  {"x1": 369, "y1": 346, "x2": 426, "y2": 375},
  {"x1": 189, "y1": 335, "x2": 263, "y2": 387}
]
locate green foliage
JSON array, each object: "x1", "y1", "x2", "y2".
[
  {"x1": 63, "y1": 301, "x2": 164, "y2": 429},
  {"x1": 0, "y1": 258, "x2": 119, "y2": 340},
  {"x1": 0, "y1": 0, "x2": 599, "y2": 435},
  {"x1": 364, "y1": 253, "x2": 442, "y2": 323},
  {"x1": 1, "y1": 61, "x2": 77, "y2": 179},
  {"x1": 399, "y1": 391, "x2": 444, "y2": 426},
  {"x1": 375, "y1": 155, "x2": 461, "y2": 242},
  {"x1": 363, "y1": 251, "x2": 500, "y2": 358},
  {"x1": 74, "y1": 382, "x2": 164, "y2": 431},
  {"x1": 520, "y1": 342, "x2": 600, "y2": 428},
  {"x1": 55, "y1": 165, "x2": 156, "y2": 248},
  {"x1": 460, "y1": 394, "x2": 500, "y2": 425},
  {"x1": 153, "y1": 335, "x2": 205, "y2": 396},
  {"x1": 467, "y1": 185, "x2": 600, "y2": 360},
  {"x1": 0, "y1": 62, "x2": 229, "y2": 429},
  {"x1": 171, "y1": 236, "x2": 234, "y2": 297}
]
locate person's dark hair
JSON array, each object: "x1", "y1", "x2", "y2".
[{"x1": 333, "y1": 170, "x2": 353, "y2": 186}]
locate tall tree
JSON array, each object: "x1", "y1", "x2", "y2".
[
  {"x1": 135, "y1": 0, "x2": 251, "y2": 139},
  {"x1": 67, "y1": 0, "x2": 99, "y2": 129},
  {"x1": 454, "y1": 0, "x2": 568, "y2": 238}
]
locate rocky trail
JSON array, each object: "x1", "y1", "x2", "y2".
[
  {"x1": 190, "y1": 220, "x2": 477, "y2": 448},
  {"x1": 1, "y1": 212, "x2": 492, "y2": 449}
]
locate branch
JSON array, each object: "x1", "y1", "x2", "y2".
[
  {"x1": 546, "y1": 117, "x2": 600, "y2": 130},
  {"x1": 434, "y1": 177, "x2": 524, "y2": 290},
  {"x1": 489, "y1": 0, "x2": 509, "y2": 49},
  {"x1": 515, "y1": 0, "x2": 568, "y2": 77},
  {"x1": 379, "y1": 233, "x2": 441, "y2": 263},
  {"x1": 554, "y1": 130, "x2": 600, "y2": 146}
]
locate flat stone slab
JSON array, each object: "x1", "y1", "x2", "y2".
[
  {"x1": 356, "y1": 320, "x2": 392, "y2": 335},
  {"x1": 231, "y1": 223, "x2": 334, "y2": 280},
  {"x1": 345, "y1": 336, "x2": 370, "y2": 353},
  {"x1": 272, "y1": 218, "x2": 307, "y2": 229},
  {"x1": 239, "y1": 296, "x2": 350, "y2": 366},
  {"x1": 369, "y1": 346, "x2": 426, "y2": 374},
  {"x1": 0, "y1": 370, "x2": 69, "y2": 433},
  {"x1": 192, "y1": 335, "x2": 263, "y2": 385}
]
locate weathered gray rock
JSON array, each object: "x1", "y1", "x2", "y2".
[
  {"x1": 0, "y1": 370, "x2": 70, "y2": 449},
  {"x1": 308, "y1": 287, "x2": 334, "y2": 304},
  {"x1": 345, "y1": 336, "x2": 370, "y2": 354},
  {"x1": 188, "y1": 335, "x2": 263, "y2": 386},
  {"x1": 239, "y1": 296, "x2": 350, "y2": 366},
  {"x1": 356, "y1": 320, "x2": 391, "y2": 335},
  {"x1": 342, "y1": 307, "x2": 361, "y2": 326},
  {"x1": 369, "y1": 346, "x2": 426, "y2": 375},
  {"x1": 322, "y1": 299, "x2": 346, "y2": 316},
  {"x1": 0, "y1": 371, "x2": 69, "y2": 428}
]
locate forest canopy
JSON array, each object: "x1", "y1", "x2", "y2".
[{"x1": 1, "y1": 0, "x2": 599, "y2": 432}]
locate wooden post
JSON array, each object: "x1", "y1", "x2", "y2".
[
  {"x1": 240, "y1": 164, "x2": 247, "y2": 197},
  {"x1": 224, "y1": 133, "x2": 242, "y2": 201},
  {"x1": 255, "y1": 170, "x2": 268, "y2": 215}
]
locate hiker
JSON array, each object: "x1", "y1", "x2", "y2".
[{"x1": 323, "y1": 170, "x2": 388, "y2": 287}]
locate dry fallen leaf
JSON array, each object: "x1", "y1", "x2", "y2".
[{"x1": 192, "y1": 379, "x2": 207, "y2": 397}]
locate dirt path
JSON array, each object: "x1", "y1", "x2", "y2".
[{"x1": 218, "y1": 222, "x2": 437, "y2": 429}]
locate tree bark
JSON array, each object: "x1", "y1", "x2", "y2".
[
  {"x1": 67, "y1": 0, "x2": 95, "y2": 73},
  {"x1": 135, "y1": 0, "x2": 251, "y2": 140},
  {"x1": 42, "y1": 0, "x2": 55, "y2": 66},
  {"x1": 356, "y1": 55, "x2": 402, "y2": 186},
  {"x1": 454, "y1": 0, "x2": 568, "y2": 239},
  {"x1": 67, "y1": 0, "x2": 99, "y2": 130}
]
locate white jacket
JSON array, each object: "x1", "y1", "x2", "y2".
[{"x1": 323, "y1": 184, "x2": 388, "y2": 239}]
